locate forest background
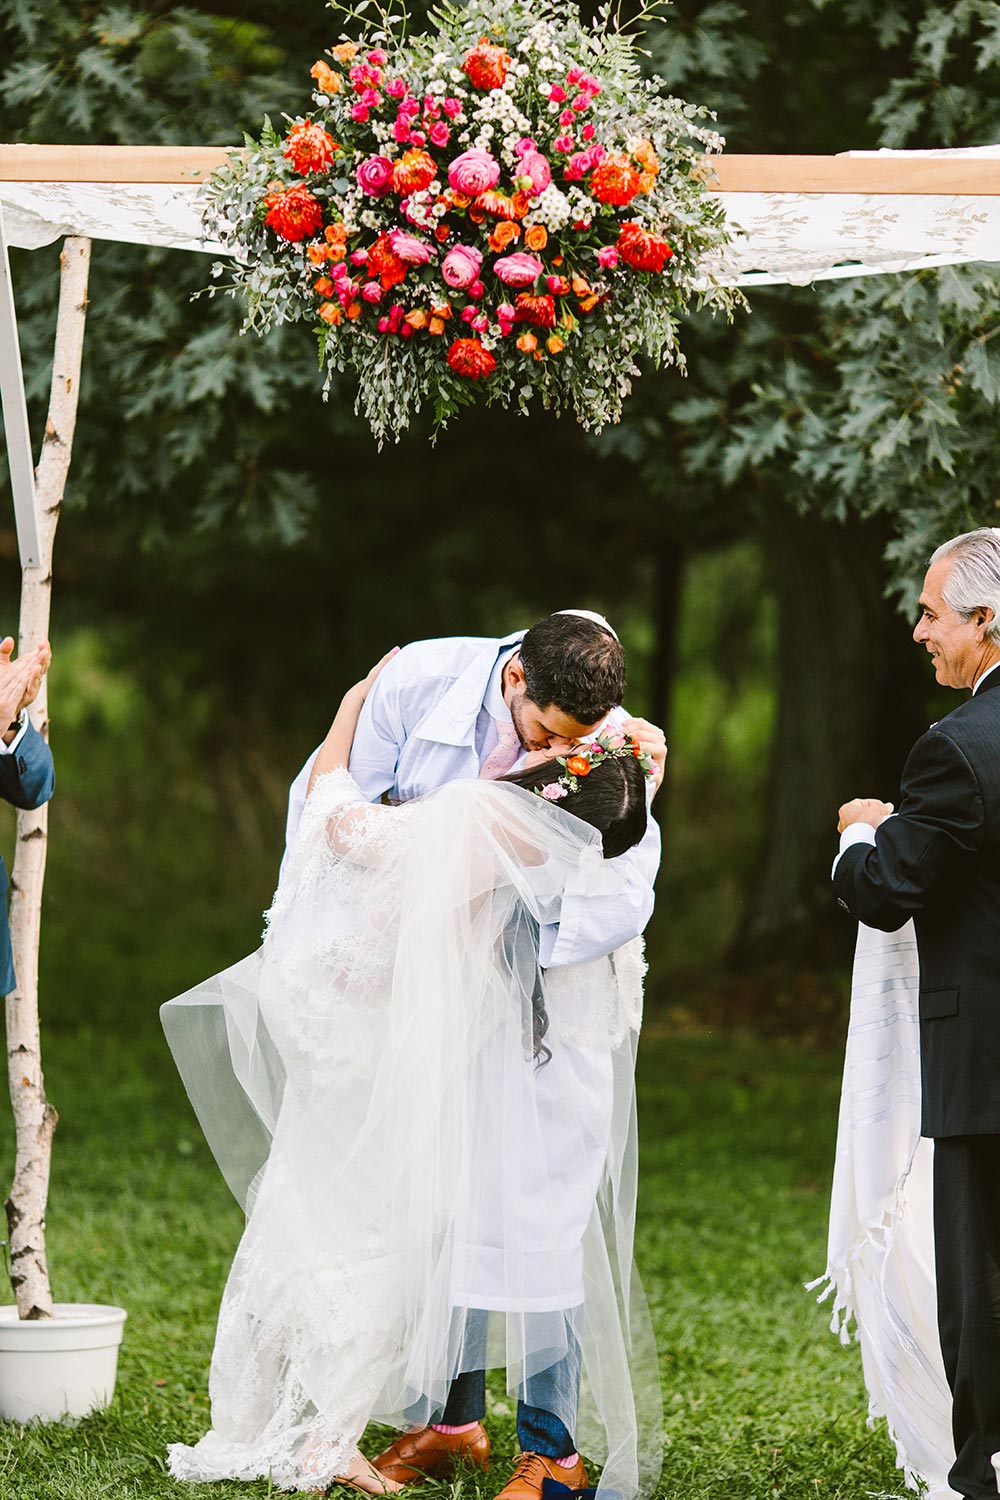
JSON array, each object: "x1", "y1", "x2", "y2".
[{"x1": 0, "y1": 2, "x2": 999, "y2": 1496}]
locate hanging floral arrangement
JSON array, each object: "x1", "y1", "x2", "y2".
[{"x1": 204, "y1": 0, "x2": 741, "y2": 443}]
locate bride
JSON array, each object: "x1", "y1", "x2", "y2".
[{"x1": 161, "y1": 653, "x2": 662, "y2": 1498}]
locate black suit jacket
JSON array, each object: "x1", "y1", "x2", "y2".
[{"x1": 833, "y1": 668, "x2": 1000, "y2": 1137}]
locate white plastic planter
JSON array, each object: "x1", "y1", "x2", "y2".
[{"x1": 0, "y1": 1303, "x2": 127, "y2": 1423}]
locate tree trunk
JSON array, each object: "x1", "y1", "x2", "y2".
[
  {"x1": 5, "y1": 237, "x2": 90, "y2": 1320},
  {"x1": 730, "y1": 506, "x2": 927, "y2": 970}
]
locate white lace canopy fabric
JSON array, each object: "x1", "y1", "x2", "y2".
[
  {"x1": 2, "y1": 147, "x2": 999, "y2": 284},
  {"x1": 161, "y1": 768, "x2": 659, "y2": 1497}
]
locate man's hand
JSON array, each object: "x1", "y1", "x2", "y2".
[
  {"x1": 0, "y1": 636, "x2": 51, "y2": 741},
  {"x1": 837, "y1": 797, "x2": 894, "y2": 835},
  {"x1": 621, "y1": 717, "x2": 667, "y2": 793}
]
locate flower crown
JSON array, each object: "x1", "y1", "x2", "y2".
[{"x1": 533, "y1": 729, "x2": 656, "y2": 802}]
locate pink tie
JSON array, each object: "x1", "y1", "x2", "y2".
[{"x1": 479, "y1": 719, "x2": 521, "y2": 779}]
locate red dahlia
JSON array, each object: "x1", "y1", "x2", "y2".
[
  {"x1": 513, "y1": 294, "x2": 557, "y2": 329},
  {"x1": 616, "y1": 222, "x2": 674, "y2": 273},
  {"x1": 369, "y1": 233, "x2": 408, "y2": 290},
  {"x1": 283, "y1": 121, "x2": 338, "y2": 176},
  {"x1": 461, "y1": 37, "x2": 511, "y2": 91},
  {"x1": 447, "y1": 338, "x2": 497, "y2": 379},
  {"x1": 264, "y1": 185, "x2": 324, "y2": 242},
  {"x1": 589, "y1": 155, "x2": 642, "y2": 207}
]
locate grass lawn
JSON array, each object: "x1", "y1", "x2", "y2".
[{"x1": 0, "y1": 1014, "x2": 903, "y2": 1500}]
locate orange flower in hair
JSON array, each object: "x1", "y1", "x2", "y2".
[{"x1": 566, "y1": 755, "x2": 591, "y2": 777}]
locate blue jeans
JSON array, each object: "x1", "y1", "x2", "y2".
[{"x1": 438, "y1": 1310, "x2": 580, "y2": 1458}]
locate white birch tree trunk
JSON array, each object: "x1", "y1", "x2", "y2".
[{"x1": 4, "y1": 237, "x2": 91, "y2": 1320}]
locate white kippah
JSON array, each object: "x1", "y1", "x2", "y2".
[{"x1": 555, "y1": 608, "x2": 620, "y2": 642}]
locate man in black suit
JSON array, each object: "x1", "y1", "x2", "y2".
[{"x1": 833, "y1": 527, "x2": 1000, "y2": 1500}]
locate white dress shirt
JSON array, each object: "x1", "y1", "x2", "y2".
[{"x1": 283, "y1": 632, "x2": 661, "y2": 968}]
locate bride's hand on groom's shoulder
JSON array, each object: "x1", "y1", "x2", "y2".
[
  {"x1": 837, "y1": 797, "x2": 894, "y2": 834},
  {"x1": 352, "y1": 646, "x2": 401, "y2": 702},
  {"x1": 620, "y1": 716, "x2": 667, "y2": 792}
]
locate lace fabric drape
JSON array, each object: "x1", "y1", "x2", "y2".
[{"x1": 162, "y1": 769, "x2": 660, "y2": 1495}]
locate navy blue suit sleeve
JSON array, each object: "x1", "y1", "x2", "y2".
[
  {"x1": 0, "y1": 722, "x2": 55, "y2": 811},
  {"x1": 832, "y1": 726, "x2": 983, "y2": 932}
]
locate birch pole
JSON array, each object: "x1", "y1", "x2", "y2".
[{"x1": 4, "y1": 237, "x2": 91, "y2": 1320}]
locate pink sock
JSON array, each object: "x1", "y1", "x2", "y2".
[
  {"x1": 555, "y1": 1453, "x2": 580, "y2": 1468},
  {"x1": 431, "y1": 1422, "x2": 480, "y2": 1435}
]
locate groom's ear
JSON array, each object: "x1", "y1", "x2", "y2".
[{"x1": 505, "y1": 653, "x2": 526, "y2": 691}]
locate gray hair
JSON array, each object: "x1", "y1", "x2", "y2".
[{"x1": 931, "y1": 528, "x2": 1000, "y2": 644}]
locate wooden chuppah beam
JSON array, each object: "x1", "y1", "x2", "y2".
[
  {"x1": 5, "y1": 236, "x2": 91, "y2": 1320},
  {"x1": 1, "y1": 144, "x2": 1000, "y2": 194}
]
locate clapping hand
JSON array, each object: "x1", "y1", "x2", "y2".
[
  {"x1": 0, "y1": 636, "x2": 50, "y2": 738},
  {"x1": 837, "y1": 797, "x2": 894, "y2": 834},
  {"x1": 620, "y1": 716, "x2": 667, "y2": 792}
]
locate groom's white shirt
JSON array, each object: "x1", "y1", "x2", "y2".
[{"x1": 283, "y1": 631, "x2": 661, "y2": 969}]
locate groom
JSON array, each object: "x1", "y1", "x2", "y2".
[
  {"x1": 283, "y1": 610, "x2": 664, "y2": 1496},
  {"x1": 833, "y1": 528, "x2": 1000, "y2": 1500}
]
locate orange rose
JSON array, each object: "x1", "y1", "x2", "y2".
[
  {"x1": 310, "y1": 61, "x2": 342, "y2": 94},
  {"x1": 431, "y1": 303, "x2": 453, "y2": 320},
  {"x1": 571, "y1": 276, "x2": 591, "y2": 297},
  {"x1": 313, "y1": 276, "x2": 335, "y2": 296},
  {"x1": 633, "y1": 139, "x2": 659, "y2": 171},
  {"x1": 578, "y1": 294, "x2": 600, "y2": 312},
  {"x1": 516, "y1": 332, "x2": 538, "y2": 353},
  {"x1": 318, "y1": 302, "x2": 342, "y2": 325},
  {"x1": 404, "y1": 309, "x2": 429, "y2": 330},
  {"x1": 307, "y1": 244, "x2": 328, "y2": 266},
  {"x1": 546, "y1": 335, "x2": 565, "y2": 354},
  {"x1": 331, "y1": 42, "x2": 360, "y2": 62},
  {"x1": 429, "y1": 316, "x2": 446, "y2": 335},
  {"x1": 489, "y1": 220, "x2": 520, "y2": 252},
  {"x1": 449, "y1": 191, "x2": 472, "y2": 209},
  {"x1": 524, "y1": 224, "x2": 548, "y2": 251},
  {"x1": 468, "y1": 205, "x2": 487, "y2": 224},
  {"x1": 345, "y1": 301, "x2": 362, "y2": 320},
  {"x1": 566, "y1": 755, "x2": 591, "y2": 777},
  {"x1": 638, "y1": 170, "x2": 656, "y2": 195},
  {"x1": 510, "y1": 191, "x2": 531, "y2": 220},
  {"x1": 325, "y1": 223, "x2": 347, "y2": 244},
  {"x1": 434, "y1": 223, "x2": 451, "y2": 243}
]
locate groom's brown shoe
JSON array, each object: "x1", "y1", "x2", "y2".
[
  {"x1": 371, "y1": 1424, "x2": 490, "y2": 1485},
  {"x1": 495, "y1": 1451, "x2": 588, "y2": 1500}
]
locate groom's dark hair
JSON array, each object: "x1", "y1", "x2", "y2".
[{"x1": 520, "y1": 614, "x2": 625, "y2": 723}]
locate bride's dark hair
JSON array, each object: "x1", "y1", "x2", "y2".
[
  {"x1": 500, "y1": 750, "x2": 649, "y2": 859},
  {"x1": 498, "y1": 752, "x2": 650, "y2": 1067}
]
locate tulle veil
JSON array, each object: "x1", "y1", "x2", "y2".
[{"x1": 161, "y1": 768, "x2": 661, "y2": 1495}]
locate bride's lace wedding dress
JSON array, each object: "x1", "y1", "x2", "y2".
[{"x1": 162, "y1": 769, "x2": 660, "y2": 1495}]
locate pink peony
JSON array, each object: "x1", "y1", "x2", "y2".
[
  {"x1": 368, "y1": 48, "x2": 387, "y2": 66},
  {"x1": 492, "y1": 253, "x2": 544, "y2": 288},
  {"x1": 392, "y1": 118, "x2": 411, "y2": 143},
  {"x1": 361, "y1": 281, "x2": 383, "y2": 302},
  {"x1": 553, "y1": 134, "x2": 574, "y2": 153},
  {"x1": 442, "y1": 244, "x2": 483, "y2": 289},
  {"x1": 356, "y1": 155, "x2": 394, "y2": 196},
  {"x1": 596, "y1": 245, "x2": 619, "y2": 269},
  {"x1": 388, "y1": 228, "x2": 435, "y2": 264},
  {"x1": 351, "y1": 103, "x2": 370, "y2": 122},
  {"x1": 514, "y1": 137, "x2": 537, "y2": 157},
  {"x1": 429, "y1": 121, "x2": 451, "y2": 147},
  {"x1": 517, "y1": 151, "x2": 551, "y2": 195},
  {"x1": 409, "y1": 129, "x2": 427, "y2": 147},
  {"x1": 447, "y1": 148, "x2": 501, "y2": 196},
  {"x1": 541, "y1": 783, "x2": 567, "y2": 801}
]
